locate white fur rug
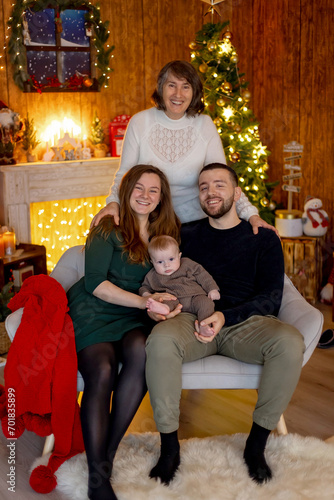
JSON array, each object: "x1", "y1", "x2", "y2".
[{"x1": 34, "y1": 432, "x2": 334, "y2": 500}]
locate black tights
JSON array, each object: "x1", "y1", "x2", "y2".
[{"x1": 77, "y1": 328, "x2": 147, "y2": 500}]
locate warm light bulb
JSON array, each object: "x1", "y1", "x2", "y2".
[{"x1": 222, "y1": 106, "x2": 234, "y2": 121}]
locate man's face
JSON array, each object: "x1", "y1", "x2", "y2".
[{"x1": 198, "y1": 168, "x2": 237, "y2": 219}]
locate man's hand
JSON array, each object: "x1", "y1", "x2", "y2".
[
  {"x1": 148, "y1": 303, "x2": 183, "y2": 322},
  {"x1": 249, "y1": 214, "x2": 280, "y2": 237},
  {"x1": 194, "y1": 311, "x2": 225, "y2": 343},
  {"x1": 90, "y1": 202, "x2": 120, "y2": 228}
]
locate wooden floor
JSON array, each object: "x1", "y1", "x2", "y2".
[{"x1": 0, "y1": 302, "x2": 333, "y2": 499}]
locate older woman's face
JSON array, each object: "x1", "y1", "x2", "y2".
[
  {"x1": 162, "y1": 73, "x2": 193, "y2": 120},
  {"x1": 129, "y1": 173, "x2": 161, "y2": 217}
]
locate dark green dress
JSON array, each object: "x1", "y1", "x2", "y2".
[{"x1": 67, "y1": 230, "x2": 151, "y2": 352}]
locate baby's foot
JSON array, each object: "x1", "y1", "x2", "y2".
[
  {"x1": 198, "y1": 324, "x2": 215, "y2": 337},
  {"x1": 146, "y1": 298, "x2": 170, "y2": 316}
]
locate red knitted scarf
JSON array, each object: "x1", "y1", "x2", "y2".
[{"x1": 0, "y1": 275, "x2": 84, "y2": 493}]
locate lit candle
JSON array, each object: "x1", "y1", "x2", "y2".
[
  {"x1": 83, "y1": 135, "x2": 87, "y2": 148},
  {"x1": 0, "y1": 233, "x2": 4, "y2": 258},
  {"x1": 46, "y1": 141, "x2": 49, "y2": 153},
  {"x1": 3, "y1": 230, "x2": 16, "y2": 256}
]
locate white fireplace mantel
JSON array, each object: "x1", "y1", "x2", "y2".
[{"x1": 0, "y1": 157, "x2": 120, "y2": 243}]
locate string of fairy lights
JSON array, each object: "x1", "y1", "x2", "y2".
[
  {"x1": 0, "y1": 3, "x2": 12, "y2": 73},
  {"x1": 30, "y1": 196, "x2": 106, "y2": 271}
]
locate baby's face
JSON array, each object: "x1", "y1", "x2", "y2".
[{"x1": 151, "y1": 245, "x2": 181, "y2": 276}]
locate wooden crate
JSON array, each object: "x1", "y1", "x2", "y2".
[{"x1": 281, "y1": 236, "x2": 323, "y2": 304}]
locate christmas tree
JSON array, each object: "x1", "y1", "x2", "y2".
[
  {"x1": 190, "y1": 21, "x2": 277, "y2": 223},
  {"x1": 90, "y1": 111, "x2": 105, "y2": 146}
]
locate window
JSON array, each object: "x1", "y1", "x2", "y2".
[
  {"x1": 23, "y1": 7, "x2": 96, "y2": 91},
  {"x1": 8, "y1": 1, "x2": 114, "y2": 93}
]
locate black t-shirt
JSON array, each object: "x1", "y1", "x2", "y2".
[{"x1": 180, "y1": 218, "x2": 284, "y2": 326}]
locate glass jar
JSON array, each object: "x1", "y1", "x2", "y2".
[{"x1": 2, "y1": 227, "x2": 16, "y2": 256}]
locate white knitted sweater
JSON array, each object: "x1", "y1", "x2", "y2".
[{"x1": 107, "y1": 108, "x2": 258, "y2": 223}]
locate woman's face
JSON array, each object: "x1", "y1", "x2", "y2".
[
  {"x1": 162, "y1": 73, "x2": 193, "y2": 120},
  {"x1": 129, "y1": 173, "x2": 161, "y2": 217}
]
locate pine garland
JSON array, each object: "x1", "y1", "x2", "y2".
[{"x1": 7, "y1": 0, "x2": 114, "y2": 91}]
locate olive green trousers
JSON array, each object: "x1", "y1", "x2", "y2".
[{"x1": 145, "y1": 313, "x2": 305, "y2": 433}]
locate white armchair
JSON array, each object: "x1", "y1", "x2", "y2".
[{"x1": 5, "y1": 245, "x2": 323, "y2": 447}]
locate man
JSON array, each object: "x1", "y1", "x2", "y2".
[{"x1": 145, "y1": 163, "x2": 305, "y2": 485}]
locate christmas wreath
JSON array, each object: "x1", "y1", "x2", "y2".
[{"x1": 7, "y1": 0, "x2": 114, "y2": 92}]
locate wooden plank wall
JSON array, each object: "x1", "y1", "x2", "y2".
[{"x1": 0, "y1": 0, "x2": 333, "y2": 249}]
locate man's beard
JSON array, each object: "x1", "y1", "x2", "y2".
[{"x1": 200, "y1": 194, "x2": 234, "y2": 219}]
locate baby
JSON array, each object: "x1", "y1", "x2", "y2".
[{"x1": 139, "y1": 235, "x2": 220, "y2": 337}]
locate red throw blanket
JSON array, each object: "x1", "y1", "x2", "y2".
[{"x1": 0, "y1": 274, "x2": 84, "y2": 493}]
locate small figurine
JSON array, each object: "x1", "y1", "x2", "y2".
[{"x1": 302, "y1": 196, "x2": 329, "y2": 237}]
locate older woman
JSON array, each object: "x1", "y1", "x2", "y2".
[
  {"x1": 92, "y1": 60, "x2": 273, "y2": 233},
  {"x1": 67, "y1": 165, "x2": 180, "y2": 500}
]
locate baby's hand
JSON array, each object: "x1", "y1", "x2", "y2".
[{"x1": 208, "y1": 289, "x2": 220, "y2": 301}]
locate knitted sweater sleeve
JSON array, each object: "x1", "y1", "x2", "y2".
[{"x1": 236, "y1": 191, "x2": 259, "y2": 220}]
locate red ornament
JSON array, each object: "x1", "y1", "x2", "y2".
[
  {"x1": 29, "y1": 75, "x2": 44, "y2": 94},
  {"x1": 46, "y1": 75, "x2": 61, "y2": 88},
  {"x1": 67, "y1": 74, "x2": 84, "y2": 88}
]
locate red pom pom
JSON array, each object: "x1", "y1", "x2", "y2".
[
  {"x1": 24, "y1": 413, "x2": 52, "y2": 436},
  {"x1": 29, "y1": 465, "x2": 57, "y2": 494}
]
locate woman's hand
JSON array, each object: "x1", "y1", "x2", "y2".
[
  {"x1": 148, "y1": 303, "x2": 183, "y2": 322},
  {"x1": 249, "y1": 214, "x2": 280, "y2": 236},
  {"x1": 93, "y1": 280, "x2": 149, "y2": 310},
  {"x1": 90, "y1": 202, "x2": 120, "y2": 228},
  {"x1": 194, "y1": 311, "x2": 225, "y2": 343}
]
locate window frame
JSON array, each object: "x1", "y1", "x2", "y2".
[{"x1": 7, "y1": 0, "x2": 114, "y2": 93}]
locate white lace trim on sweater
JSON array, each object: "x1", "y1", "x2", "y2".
[{"x1": 149, "y1": 124, "x2": 197, "y2": 163}]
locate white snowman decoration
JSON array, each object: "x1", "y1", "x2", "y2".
[{"x1": 302, "y1": 196, "x2": 329, "y2": 236}]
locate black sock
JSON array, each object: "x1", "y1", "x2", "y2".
[
  {"x1": 243, "y1": 422, "x2": 272, "y2": 484},
  {"x1": 88, "y1": 477, "x2": 117, "y2": 500},
  {"x1": 150, "y1": 431, "x2": 180, "y2": 485}
]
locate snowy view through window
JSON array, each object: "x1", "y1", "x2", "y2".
[{"x1": 24, "y1": 8, "x2": 90, "y2": 85}]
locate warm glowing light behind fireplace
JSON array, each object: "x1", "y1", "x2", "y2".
[
  {"x1": 42, "y1": 117, "x2": 83, "y2": 146},
  {"x1": 30, "y1": 196, "x2": 106, "y2": 271}
]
